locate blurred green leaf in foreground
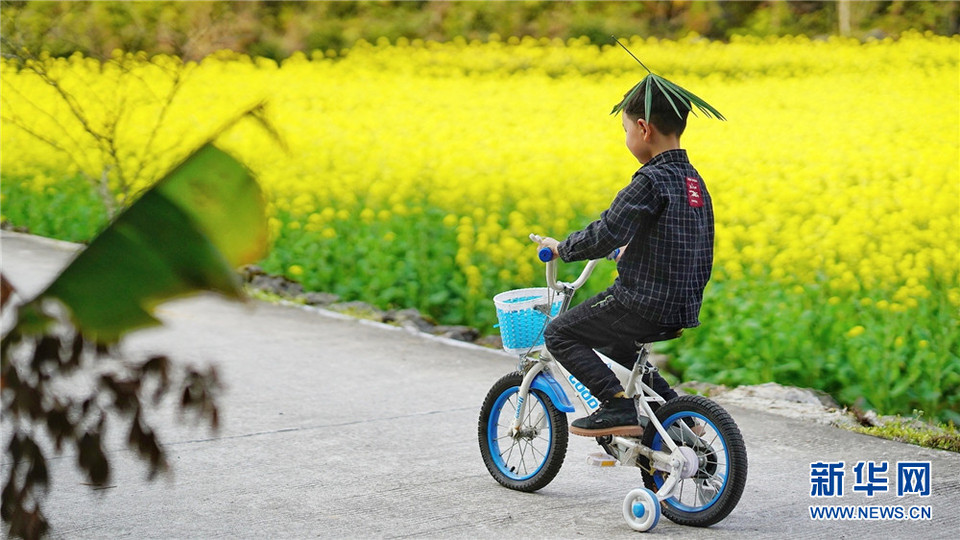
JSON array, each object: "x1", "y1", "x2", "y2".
[
  {"x1": 23, "y1": 143, "x2": 268, "y2": 342},
  {"x1": 2, "y1": 142, "x2": 269, "y2": 539}
]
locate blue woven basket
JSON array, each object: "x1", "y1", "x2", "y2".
[{"x1": 493, "y1": 287, "x2": 563, "y2": 355}]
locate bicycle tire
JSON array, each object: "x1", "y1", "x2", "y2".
[
  {"x1": 478, "y1": 371, "x2": 568, "y2": 492},
  {"x1": 639, "y1": 394, "x2": 747, "y2": 527}
]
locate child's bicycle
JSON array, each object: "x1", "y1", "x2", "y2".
[{"x1": 477, "y1": 234, "x2": 747, "y2": 532}]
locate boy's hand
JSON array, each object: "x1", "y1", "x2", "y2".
[{"x1": 538, "y1": 237, "x2": 560, "y2": 259}]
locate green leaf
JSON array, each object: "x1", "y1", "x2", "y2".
[
  {"x1": 609, "y1": 80, "x2": 643, "y2": 115},
  {"x1": 609, "y1": 36, "x2": 725, "y2": 121},
  {"x1": 650, "y1": 75, "x2": 684, "y2": 121},
  {"x1": 662, "y1": 79, "x2": 726, "y2": 120},
  {"x1": 31, "y1": 144, "x2": 268, "y2": 342},
  {"x1": 154, "y1": 144, "x2": 269, "y2": 267},
  {"x1": 643, "y1": 76, "x2": 653, "y2": 123}
]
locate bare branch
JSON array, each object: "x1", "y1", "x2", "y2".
[
  {"x1": 0, "y1": 80, "x2": 95, "y2": 170},
  {"x1": 135, "y1": 63, "x2": 189, "y2": 183}
]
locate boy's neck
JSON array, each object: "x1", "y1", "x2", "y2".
[
  {"x1": 641, "y1": 136, "x2": 682, "y2": 164},
  {"x1": 650, "y1": 135, "x2": 681, "y2": 159}
]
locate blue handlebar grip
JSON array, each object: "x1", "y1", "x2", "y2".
[{"x1": 538, "y1": 247, "x2": 555, "y2": 262}]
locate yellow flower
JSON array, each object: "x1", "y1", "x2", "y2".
[
  {"x1": 288, "y1": 265, "x2": 303, "y2": 276},
  {"x1": 0, "y1": 34, "x2": 956, "y2": 350},
  {"x1": 846, "y1": 326, "x2": 866, "y2": 338}
]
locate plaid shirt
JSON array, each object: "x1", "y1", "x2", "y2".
[{"x1": 558, "y1": 149, "x2": 714, "y2": 327}]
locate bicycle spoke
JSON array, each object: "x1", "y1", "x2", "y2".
[
  {"x1": 705, "y1": 429, "x2": 720, "y2": 448},
  {"x1": 531, "y1": 409, "x2": 547, "y2": 429},
  {"x1": 695, "y1": 477, "x2": 709, "y2": 505},
  {"x1": 522, "y1": 400, "x2": 545, "y2": 427},
  {"x1": 528, "y1": 441, "x2": 546, "y2": 460},
  {"x1": 697, "y1": 447, "x2": 721, "y2": 465},
  {"x1": 494, "y1": 396, "x2": 519, "y2": 433},
  {"x1": 697, "y1": 443, "x2": 719, "y2": 457},
  {"x1": 514, "y1": 439, "x2": 525, "y2": 473},
  {"x1": 518, "y1": 439, "x2": 532, "y2": 474},
  {"x1": 503, "y1": 438, "x2": 517, "y2": 465},
  {"x1": 495, "y1": 422, "x2": 518, "y2": 442}
]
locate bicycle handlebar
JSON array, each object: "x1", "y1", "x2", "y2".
[{"x1": 529, "y1": 233, "x2": 611, "y2": 293}]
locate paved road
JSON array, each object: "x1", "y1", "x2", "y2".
[{"x1": 2, "y1": 231, "x2": 958, "y2": 539}]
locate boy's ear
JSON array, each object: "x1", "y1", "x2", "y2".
[{"x1": 637, "y1": 118, "x2": 654, "y2": 142}]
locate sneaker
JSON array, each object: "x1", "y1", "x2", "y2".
[{"x1": 569, "y1": 397, "x2": 642, "y2": 437}]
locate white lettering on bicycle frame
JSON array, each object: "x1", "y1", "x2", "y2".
[{"x1": 568, "y1": 374, "x2": 599, "y2": 409}]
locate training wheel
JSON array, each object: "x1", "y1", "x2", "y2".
[{"x1": 622, "y1": 487, "x2": 660, "y2": 532}]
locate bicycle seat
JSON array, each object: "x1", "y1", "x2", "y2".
[{"x1": 634, "y1": 328, "x2": 683, "y2": 347}]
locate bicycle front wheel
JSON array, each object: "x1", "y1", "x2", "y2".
[
  {"x1": 478, "y1": 371, "x2": 568, "y2": 492},
  {"x1": 640, "y1": 394, "x2": 747, "y2": 527}
]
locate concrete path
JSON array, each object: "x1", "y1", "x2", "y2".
[{"x1": 1, "y1": 231, "x2": 957, "y2": 539}]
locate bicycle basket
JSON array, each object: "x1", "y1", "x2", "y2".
[{"x1": 493, "y1": 287, "x2": 563, "y2": 355}]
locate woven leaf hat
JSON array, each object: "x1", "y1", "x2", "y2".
[{"x1": 609, "y1": 37, "x2": 725, "y2": 122}]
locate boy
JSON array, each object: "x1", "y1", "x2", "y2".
[{"x1": 538, "y1": 78, "x2": 715, "y2": 437}]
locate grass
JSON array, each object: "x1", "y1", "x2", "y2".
[
  {"x1": 850, "y1": 413, "x2": 960, "y2": 453},
  {"x1": 677, "y1": 381, "x2": 959, "y2": 453}
]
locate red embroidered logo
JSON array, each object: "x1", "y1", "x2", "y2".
[{"x1": 685, "y1": 177, "x2": 704, "y2": 208}]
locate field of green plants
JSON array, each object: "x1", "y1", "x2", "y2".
[{"x1": 1, "y1": 33, "x2": 957, "y2": 422}]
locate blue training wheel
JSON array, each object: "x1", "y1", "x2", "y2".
[{"x1": 623, "y1": 487, "x2": 660, "y2": 532}]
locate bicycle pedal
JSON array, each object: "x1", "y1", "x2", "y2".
[{"x1": 586, "y1": 451, "x2": 620, "y2": 467}]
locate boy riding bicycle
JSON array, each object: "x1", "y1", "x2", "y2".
[{"x1": 538, "y1": 77, "x2": 715, "y2": 437}]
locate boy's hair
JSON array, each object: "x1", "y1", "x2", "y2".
[{"x1": 622, "y1": 79, "x2": 689, "y2": 136}]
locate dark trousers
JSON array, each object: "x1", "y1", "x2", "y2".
[{"x1": 543, "y1": 288, "x2": 680, "y2": 404}]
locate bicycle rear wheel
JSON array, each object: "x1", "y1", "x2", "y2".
[
  {"x1": 639, "y1": 394, "x2": 747, "y2": 527},
  {"x1": 478, "y1": 371, "x2": 568, "y2": 492}
]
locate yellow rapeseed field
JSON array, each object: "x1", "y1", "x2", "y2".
[{"x1": 2, "y1": 33, "x2": 957, "y2": 420}]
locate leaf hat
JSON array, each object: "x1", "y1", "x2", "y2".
[{"x1": 609, "y1": 37, "x2": 725, "y2": 122}]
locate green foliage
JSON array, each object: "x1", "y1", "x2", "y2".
[
  {"x1": 2, "y1": 142, "x2": 268, "y2": 539},
  {"x1": 0, "y1": 174, "x2": 108, "y2": 242},
  {"x1": 36, "y1": 144, "x2": 268, "y2": 342},
  {"x1": 657, "y1": 277, "x2": 960, "y2": 425},
  {"x1": 2, "y1": 1, "x2": 957, "y2": 61},
  {"x1": 258, "y1": 202, "x2": 471, "y2": 326},
  {"x1": 8, "y1": 177, "x2": 957, "y2": 424},
  {"x1": 852, "y1": 417, "x2": 960, "y2": 453}
]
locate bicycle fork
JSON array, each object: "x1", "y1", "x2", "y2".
[{"x1": 511, "y1": 361, "x2": 574, "y2": 437}]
